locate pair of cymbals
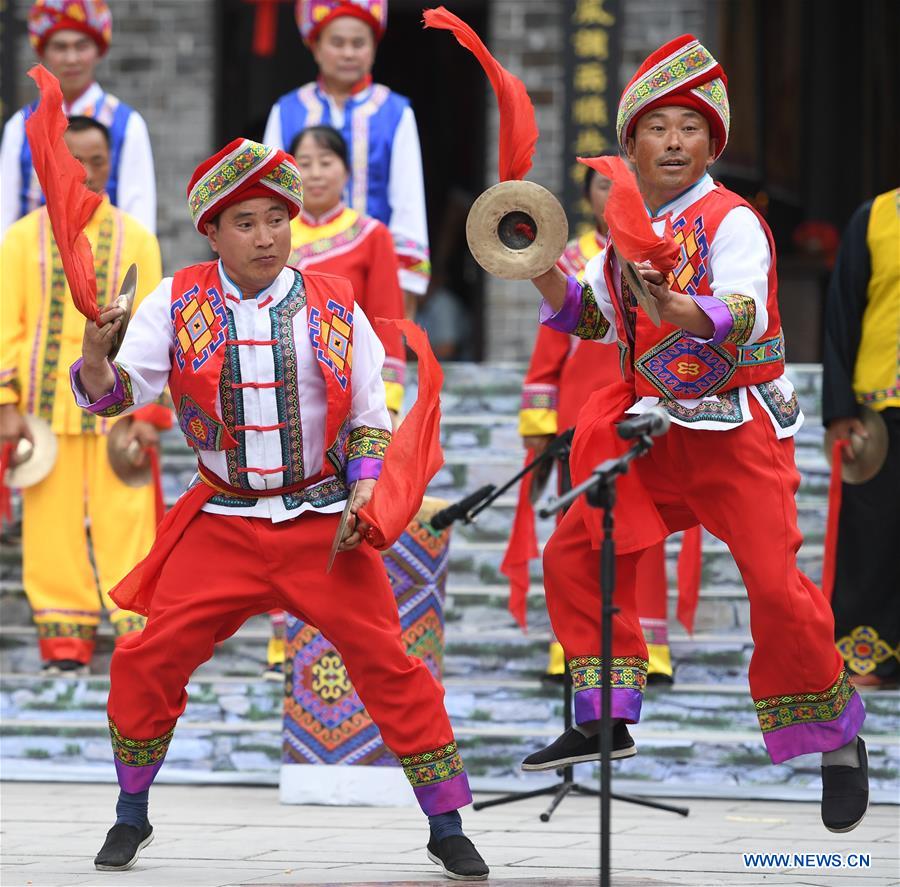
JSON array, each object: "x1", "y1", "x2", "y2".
[{"x1": 824, "y1": 406, "x2": 889, "y2": 484}]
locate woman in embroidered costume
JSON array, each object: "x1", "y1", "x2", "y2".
[
  {"x1": 0, "y1": 116, "x2": 168, "y2": 674},
  {"x1": 522, "y1": 35, "x2": 869, "y2": 834},
  {"x1": 71, "y1": 138, "x2": 488, "y2": 879},
  {"x1": 264, "y1": 0, "x2": 429, "y2": 315},
  {"x1": 0, "y1": 0, "x2": 157, "y2": 234},
  {"x1": 516, "y1": 163, "x2": 680, "y2": 684}
]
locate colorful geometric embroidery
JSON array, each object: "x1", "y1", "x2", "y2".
[
  {"x1": 574, "y1": 283, "x2": 611, "y2": 340},
  {"x1": 347, "y1": 425, "x2": 391, "y2": 462},
  {"x1": 858, "y1": 384, "x2": 900, "y2": 406},
  {"x1": 283, "y1": 515, "x2": 449, "y2": 768},
  {"x1": 836, "y1": 626, "x2": 900, "y2": 676},
  {"x1": 177, "y1": 393, "x2": 226, "y2": 451},
  {"x1": 109, "y1": 717, "x2": 174, "y2": 767},
  {"x1": 38, "y1": 217, "x2": 72, "y2": 420},
  {"x1": 308, "y1": 299, "x2": 353, "y2": 391},
  {"x1": 113, "y1": 615, "x2": 146, "y2": 637},
  {"x1": 171, "y1": 283, "x2": 227, "y2": 372},
  {"x1": 188, "y1": 141, "x2": 273, "y2": 225},
  {"x1": 282, "y1": 476, "x2": 349, "y2": 512},
  {"x1": 93, "y1": 364, "x2": 135, "y2": 418},
  {"x1": 636, "y1": 331, "x2": 736, "y2": 398},
  {"x1": 661, "y1": 389, "x2": 743, "y2": 424},
  {"x1": 755, "y1": 670, "x2": 856, "y2": 734},
  {"x1": 381, "y1": 356, "x2": 406, "y2": 387},
  {"x1": 668, "y1": 215, "x2": 710, "y2": 295},
  {"x1": 325, "y1": 417, "x2": 352, "y2": 476},
  {"x1": 755, "y1": 380, "x2": 800, "y2": 429},
  {"x1": 0, "y1": 368, "x2": 19, "y2": 396},
  {"x1": 264, "y1": 158, "x2": 304, "y2": 207},
  {"x1": 616, "y1": 39, "x2": 719, "y2": 147},
  {"x1": 37, "y1": 622, "x2": 97, "y2": 641},
  {"x1": 693, "y1": 79, "x2": 731, "y2": 138},
  {"x1": 400, "y1": 741, "x2": 465, "y2": 788},
  {"x1": 737, "y1": 334, "x2": 784, "y2": 367},
  {"x1": 521, "y1": 384, "x2": 559, "y2": 412},
  {"x1": 569, "y1": 656, "x2": 649, "y2": 693},
  {"x1": 719, "y1": 294, "x2": 756, "y2": 345}
]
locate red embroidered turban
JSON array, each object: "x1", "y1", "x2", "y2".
[
  {"x1": 616, "y1": 34, "x2": 730, "y2": 161},
  {"x1": 295, "y1": 0, "x2": 387, "y2": 44},
  {"x1": 187, "y1": 139, "x2": 304, "y2": 233},
  {"x1": 29, "y1": 0, "x2": 113, "y2": 56}
]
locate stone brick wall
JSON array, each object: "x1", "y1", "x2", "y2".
[
  {"x1": 482, "y1": 0, "x2": 712, "y2": 360},
  {"x1": 4, "y1": 0, "x2": 216, "y2": 273}
]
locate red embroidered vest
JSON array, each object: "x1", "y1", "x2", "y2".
[
  {"x1": 168, "y1": 262, "x2": 355, "y2": 477},
  {"x1": 603, "y1": 184, "x2": 785, "y2": 399}
]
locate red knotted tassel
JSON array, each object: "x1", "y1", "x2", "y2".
[
  {"x1": 500, "y1": 452, "x2": 540, "y2": 632},
  {"x1": 676, "y1": 525, "x2": 703, "y2": 634},
  {"x1": 0, "y1": 442, "x2": 16, "y2": 526}
]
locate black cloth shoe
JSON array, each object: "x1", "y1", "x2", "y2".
[
  {"x1": 521, "y1": 721, "x2": 636, "y2": 771},
  {"x1": 427, "y1": 835, "x2": 489, "y2": 881},
  {"x1": 42, "y1": 659, "x2": 89, "y2": 676},
  {"x1": 822, "y1": 737, "x2": 869, "y2": 833},
  {"x1": 94, "y1": 822, "x2": 154, "y2": 871}
]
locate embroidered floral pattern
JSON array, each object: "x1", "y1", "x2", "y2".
[
  {"x1": 521, "y1": 384, "x2": 559, "y2": 412},
  {"x1": 400, "y1": 741, "x2": 465, "y2": 788},
  {"x1": 661, "y1": 389, "x2": 743, "y2": 424},
  {"x1": 693, "y1": 80, "x2": 731, "y2": 135},
  {"x1": 718, "y1": 294, "x2": 756, "y2": 346},
  {"x1": 37, "y1": 622, "x2": 96, "y2": 641},
  {"x1": 836, "y1": 626, "x2": 900, "y2": 676},
  {"x1": 574, "y1": 283, "x2": 611, "y2": 340},
  {"x1": 179, "y1": 393, "x2": 226, "y2": 451},
  {"x1": 637, "y1": 331, "x2": 736, "y2": 398},
  {"x1": 282, "y1": 476, "x2": 349, "y2": 511},
  {"x1": 264, "y1": 159, "x2": 303, "y2": 206},
  {"x1": 114, "y1": 615, "x2": 146, "y2": 637},
  {"x1": 755, "y1": 380, "x2": 801, "y2": 430},
  {"x1": 755, "y1": 670, "x2": 856, "y2": 734},
  {"x1": 94, "y1": 364, "x2": 135, "y2": 417},
  {"x1": 347, "y1": 426, "x2": 391, "y2": 462},
  {"x1": 736, "y1": 334, "x2": 784, "y2": 367},
  {"x1": 188, "y1": 141, "x2": 273, "y2": 225},
  {"x1": 568, "y1": 656, "x2": 649, "y2": 693},
  {"x1": 109, "y1": 717, "x2": 174, "y2": 768}
]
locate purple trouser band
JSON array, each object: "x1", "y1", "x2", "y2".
[
  {"x1": 346, "y1": 457, "x2": 383, "y2": 483},
  {"x1": 69, "y1": 357, "x2": 125, "y2": 413},
  {"x1": 574, "y1": 687, "x2": 643, "y2": 725},
  {"x1": 114, "y1": 757, "x2": 165, "y2": 794},
  {"x1": 764, "y1": 692, "x2": 866, "y2": 764},
  {"x1": 412, "y1": 770, "x2": 473, "y2": 815},
  {"x1": 539, "y1": 275, "x2": 583, "y2": 334}
]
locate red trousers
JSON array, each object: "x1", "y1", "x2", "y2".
[
  {"x1": 107, "y1": 510, "x2": 471, "y2": 814},
  {"x1": 544, "y1": 389, "x2": 864, "y2": 763}
]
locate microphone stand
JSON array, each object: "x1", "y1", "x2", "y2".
[{"x1": 538, "y1": 435, "x2": 689, "y2": 887}]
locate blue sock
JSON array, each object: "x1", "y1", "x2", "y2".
[
  {"x1": 115, "y1": 788, "x2": 149, "y2": 829},
  {"x1": 428, "y1": 809, "x2": 463, "y2": 842}
]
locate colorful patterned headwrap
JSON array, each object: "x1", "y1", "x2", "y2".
[
  {"x1": 28, "y1": 0, "x2": 113, "y2": 56},
  {"x1": 295, "y1": 0, "x2": 387, "y2": 44},
  {"x1": 187, "y1": 139, "x2": 304, "y2": 233},
  {"x1": 617, "y1": 34, "x2": 730, "y2": 161}
]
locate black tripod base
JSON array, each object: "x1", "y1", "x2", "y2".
[{"x1": 473, "y1": 779, "x2": 690, "y2": 822}]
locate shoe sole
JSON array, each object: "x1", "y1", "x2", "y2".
[
  {"x1": 94, "y1": 831, "x2": 154, "y2": 871},
  {"x1": 521, "y1": 745, "x2": 637, "y2": 771},
  {"x1": 825, "y1": 800, "x2": 870, "y2": 834},
  {"x1": 427, "y1": 849, "x2": 489, "y2": 881}
]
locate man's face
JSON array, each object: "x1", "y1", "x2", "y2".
[
  {"x1": 625, "y1": 107, "x2": 716, "y2": 206},
  {"x1": 41, "y1": 30, "x2": 99, "y2": 97},
  {"x1": 63, "y1": 126, "x2": 110, "y2": 193},
  {"x1": 205, "y1": 198, "x2": 292, "y2": 294},
  {"x1": 311, "y1": 17, "x2": 376, "y2": 90}
]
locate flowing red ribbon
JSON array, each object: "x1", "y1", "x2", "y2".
[
  {"x1": 822, "y1": 438, "x2": 849, "y2": 603},
  {"x1": 500, "y1": 452, "x2": 540, "y2": 631},
  {"x1": 360, "y1": 319, "x2": 445, "y2": 550},
  {"x1": 146, "y1": 446, "x2": 165, "y2": 529},
  {"x1": 24, "y1": 65, "x2": 102, "y2": 322},
  {"x1": 675, "y1": 525, "x2": 703, "y2": 634},
  {"x1": 423, "y1": 7, "x2": 537, "y2": 182},
  {"x1": 577, "y1": 155, "x2": 681, "y2": 273},
  {"x1": 0, "y1": 442, "x2": 15, "y2": 526}
]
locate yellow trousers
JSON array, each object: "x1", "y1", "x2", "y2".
[{"x1": 22, "y1": 434, "x2": 155, "y2": 663}]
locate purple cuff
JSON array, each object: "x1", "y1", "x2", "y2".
[
  {"x1": 346, "y1": 457, "x2": 383, "y2": 483},
  {"x1": 689, "y1": 295, "x2": 733, "y2": 345},
  {"x1": 114, "y1": 757, "x2": 165, "y2": 794},
  {"x1": 69, "y1": 357, "x2": 125, "y2": 413},
  {"x1": 574, "y1": 687, "x2": 643, "y2": 725},
  {"x1": 539, "y1": 275, "x2": 583, "y2": 334},
  {"x1": 763, "y1": 692, "x2": 866, "y2": 765},
  {"x1": 412, "y1": 770, "x2": 473, "y2": 815}
]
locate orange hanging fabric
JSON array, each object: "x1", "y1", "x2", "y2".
[
  {"x1": 675, "y1": 525, "x2": 703, "y2": 634},
  {"x1": 500, "y1": 452, "x2": 539, "y2": 631},
  {"x1": 577, "y1": 155, "x2": 681, "y2": 273},
  {"x1": 821, "y1": 438, "x2": 849, "y2": 603},
  {"x1": 423, "y1": 7, "x2": 537, "y2": 181},
  {"x1": 24, "y1": 64, "x2": 102, "y2": 322},
  {"x1": 360, "y1": 319, "x2": 445, "y2": 550}
]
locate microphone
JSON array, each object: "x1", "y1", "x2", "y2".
[
  {"x1": 428, "y1": 484, "x2": 496, "y2": 531},
  {"x1": 616, "y1": 407, "x2": 671, "y2": 440}
]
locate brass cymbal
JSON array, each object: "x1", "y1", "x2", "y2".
[
  {"x1": 4, "y1": 415, "x2": 57, "y2": 488},
  {"x1": 466, "y1": 180, "x2": 568, "y2": 280},
  {"x1": 108, "y1": 263, "x2": 137, "y2": 360},
  {"x1": 106, "y1": 419, "x2": 152, "y2": 488},
  {"x1": 824, "y1": 406, "x2": 889, "y2": 485}
]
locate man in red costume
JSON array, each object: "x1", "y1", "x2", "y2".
[
  {"x1": 70, "y1": 138, "x2": 488, "y2": 879},
  {"x1": 523, "y1": 35, "x2": 868, "y2": 833}
]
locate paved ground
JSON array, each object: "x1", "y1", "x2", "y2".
[{"x1": 1, "y1": 782, "x2": 897, "y2": 887}]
